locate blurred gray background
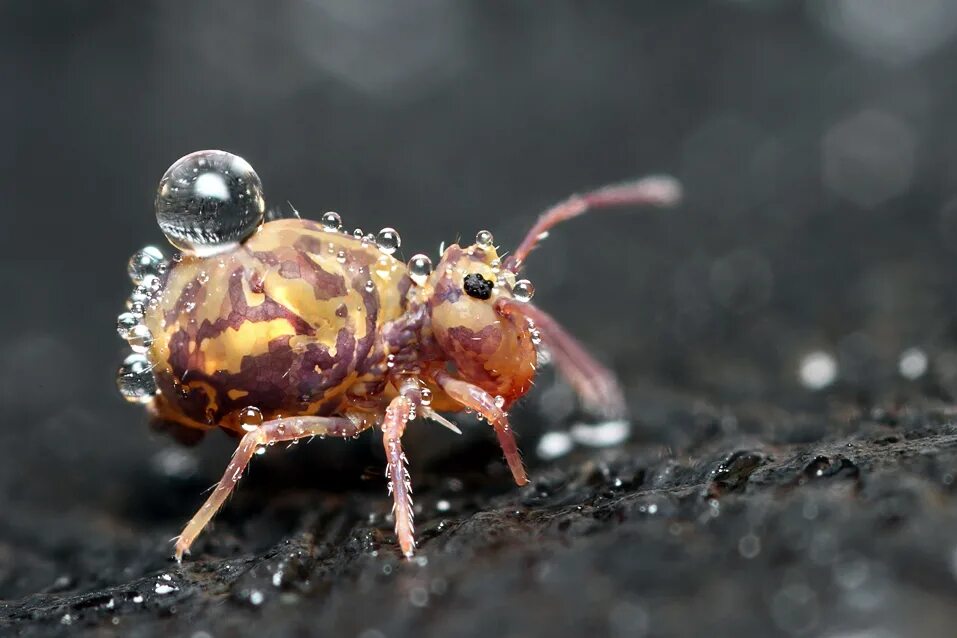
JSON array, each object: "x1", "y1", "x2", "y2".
[{"x1": 4, "y1": 1, "x2": 957, "y2": 635}]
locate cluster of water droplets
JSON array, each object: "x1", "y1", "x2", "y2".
[{"x1": 115, "y1": 246, "x2": 169, "y2": 403}]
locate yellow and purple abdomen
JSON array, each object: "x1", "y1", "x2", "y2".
[{"x1": 144, "y1": 219, "x2": 410, "y2": 431}]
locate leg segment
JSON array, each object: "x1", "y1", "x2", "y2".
[
  {"x1": 382, "y1": 391, "x2": 417, "y2": 558},
  {"x1": 497, "y1": 298, "x2": 626, "y2": 419},
  {"x1": 174, "y1": 415, "x2": 369, "y2": 561},
  {"x1": 504, "y1": 176, "x2": 681, "y2": 272},
  {"x1": 434, "y1": 371, "x2": 528, "y2": 486}
]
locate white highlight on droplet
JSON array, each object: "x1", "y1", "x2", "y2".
[{"x1": 194, "y1": 172, "x2": 230, "y2": 201}]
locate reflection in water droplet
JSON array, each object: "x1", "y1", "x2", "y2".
[
  {"x1": 155, "y1": 150, "x2": 265, "y2": 255},
  {"x1": 512, "y1": 279, "x2": 535, "y2": 302},
  {"x1": 321, "y1": 211, "x2": 342, "y2": 230},
  {"x1": 116, "y1": 353, "x2": 157, "y2": 403},
  {"x1": 376, "y1": 227, "x2": 401, "y2": 255},
  {"x1": 116, "y1": 311, "x2": 141, "y2": 339},
  {"x1": 127, "y1": 324, "x2": 153, "y2": 354},
  {"x1": 128, "y1": 246, "x2": 166, "y2": 284},
  {"x1": 475, "y1": 229, "x2": 494, "y2": 247},
  {"x1": 408, "y1": 254, "x2": 433, "y2": 285}
]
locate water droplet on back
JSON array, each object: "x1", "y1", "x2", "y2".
[
  {"x1": 407, "y1": 254, "x2": 433, "y2": 285},
  {"x1": 475, "y1": 230, "x2": 494, "y2": 247},
  {"x1": 321, "y1": 211, "x2": 342, "y2": 231},
  {"x1": 127, "y1": 324, "x2": 154, "y2": 353},
  {"x1": 512, "y1": 279, "x2": 535, "y2": 302},
  {"x1": 155, "y1": 150, "x2": 265, "y2": 255},
  {"x1": 376, "y1": 228, "x2": 401, "y2": 255},
  {"x1": 127, "y1": 246, "x2": 166, "y2": 284},
  {"x1": 116, "y1": 311, "x2": 141, "y2": 340},
  {"x1": 116, "y1": 353, "x2": 157, "y2": 403}
]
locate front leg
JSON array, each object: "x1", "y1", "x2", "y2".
[
  {"x1": 434, "y1": 371, "x2": 528, "y2": 486},
  {"x1": 174, "y1": 414, "x2": 370, "y2": 561},
  {"x1": 497, "y1": 298, "x2": 625, "y2": 418}
]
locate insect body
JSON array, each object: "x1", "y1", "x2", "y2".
[{"x1": 116, "y1": 150, "x2": 680, "y2": 560}]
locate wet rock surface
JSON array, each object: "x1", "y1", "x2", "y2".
[
  {"x1": 5, "y1": 395, "x2": 957, "y2": 637},
  {"x1": 5, "y1": 2, "x2": 957, "y2": 637}
]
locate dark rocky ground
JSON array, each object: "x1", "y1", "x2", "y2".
[{"x1": 5, "y1": 1, "x2": 957, "y2": 637}]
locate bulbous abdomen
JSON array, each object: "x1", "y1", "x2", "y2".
[{"x1": 144, "y1": 219, "x2": 410, "y2": 430}]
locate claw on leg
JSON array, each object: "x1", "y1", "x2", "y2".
[
  {"x1": 434, "y1": 371, "x2": 528, "y2": 486},
  {"x1": 173, "y1": 415, "x2": 368, "y2": 562},
  {"x1": 382, "y1": 394, "x2": 416, "y2": 558}
]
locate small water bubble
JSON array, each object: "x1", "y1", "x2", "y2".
[
  {"x1": 530, "y1": 327, "x2": 543, "y2": 345},
  {"x1": 898, "y1": 347, "x2": 928, "y2": 379},
  {"x1": 570, "y1": 420, "x2": 630, "y2": 447},
  {"x1": 799, "y1": 351, "x2": 837, "y2": 390},
  {"x1": 321, "y1": 211, "x2": 342, "y2": 230},
  {"x1": 127, "y1": 324, "x2": 153, "y2": 354},
  {"x1": 128, "y1": 246, "x2": 166, "y2": 284},
  {"x1": 738, "y1": 533, "x2": 761, "y2": 558},
  {"x1": 353, "y1": 228, "x2": 364, "y2": 239},
  {"x1": 239, "y1": 406, "x2": 263, "y2": 431},
  {"x1": 336, "y1": 250, "x2": 347, "y2": 264},
  {"x1": 494, "y1": 395, "x2": 505, "y2": 409},
  {"x1": 512, "y1": 279, "x2": 535, "y2": 302},
  {"x1": 155, "y1": 150, "x2": 265, "y2": 255},
  {"x1": 154, "y1": 582, "x2": 178, "y2": 595},
  {"x1": 387, "y1": 354, "x2": 396, "y2": 369},
  {"x1": 116, "y1": 354, "x2": 156, "y2": 403},
  {"x1": 537, "y1": 431, "x2": 573, "y2": 460},
  {"x1": 127, "y1": 285, "x2": 150, "y2": 310},
  {"x1": 376, "y1": 227, "x2": 401, "y2": 255},
  {"x1": 116, "y1": 311, "x2": 141, "y2": 340},
  {"x1": 364, "y1": 280, "x2": 375, "y2": 293},
  {"x1": 408, "y1": 254, "x2": 433, "y2": 285},
  {"x1": 475, "y1": 229, "x2": 494, "y2": 247},
  {"x1": 409, "y1": 587, "x2": 429, "y2": 607},
  {"x1": 420, "y1": 387, "x2": 433, "y2": 406},
  {"x1": 249, "y1": 589, "x2": 264, "y2": 605}
]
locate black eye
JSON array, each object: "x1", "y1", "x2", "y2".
[{"x1": 463, "y1": 273, "x2": 493, "y2": 300}]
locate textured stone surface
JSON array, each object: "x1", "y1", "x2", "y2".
[{"x1": 4, "y1": 2, "x2": 957, "y2": 637}]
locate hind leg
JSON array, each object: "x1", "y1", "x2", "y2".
[{"x1": 174, "y1": 414, "x2": 371, "y2": 561}]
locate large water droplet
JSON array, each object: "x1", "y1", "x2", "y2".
[
  {"x1": 116, "y1": 311, "x2": 141, "y2": 340},
  {"x1": 407, "y1": 254, "x2": 433, "y2": 285},
  {"x1": 116, "y1": 353, "x2": 157, "y2": 403},
  {"x1": 475, "y1": 230, "x2": 494, "y2": 247},
  {"x1": 376, "y1": 227, "x2": 401, "y2": 255},
  {"x1": 155, "y1": 150, "x2": 265, "y2": 255},
  {"x1": 321, "y1": 211, "x2": 342, "y2": 231},
  {"x1": 127, "y1": 246, "x2": 166, "y2": 284},
  {"x1": 512, "y1": 279, "x2": 535, "y2": 302},
  {"x1": 127, "y1": 324, "x2": 154, "y2": 354}
]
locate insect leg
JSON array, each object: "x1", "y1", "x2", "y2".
[
  {"x1": 497, "y1": 298, "x2": 625, "y2": 419},
  {"x1": 433, "y1": 371, "x2": 528, "y2": 487},
  {"x1": 381, "y1": 390, "x2": 418, "y2": 558},
  {"x1": 504, "y1": 176, "x2": 680, "y2": 272},
  {"x1": 173, "y1": 414, "x2": 369, "y2": 562}
]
